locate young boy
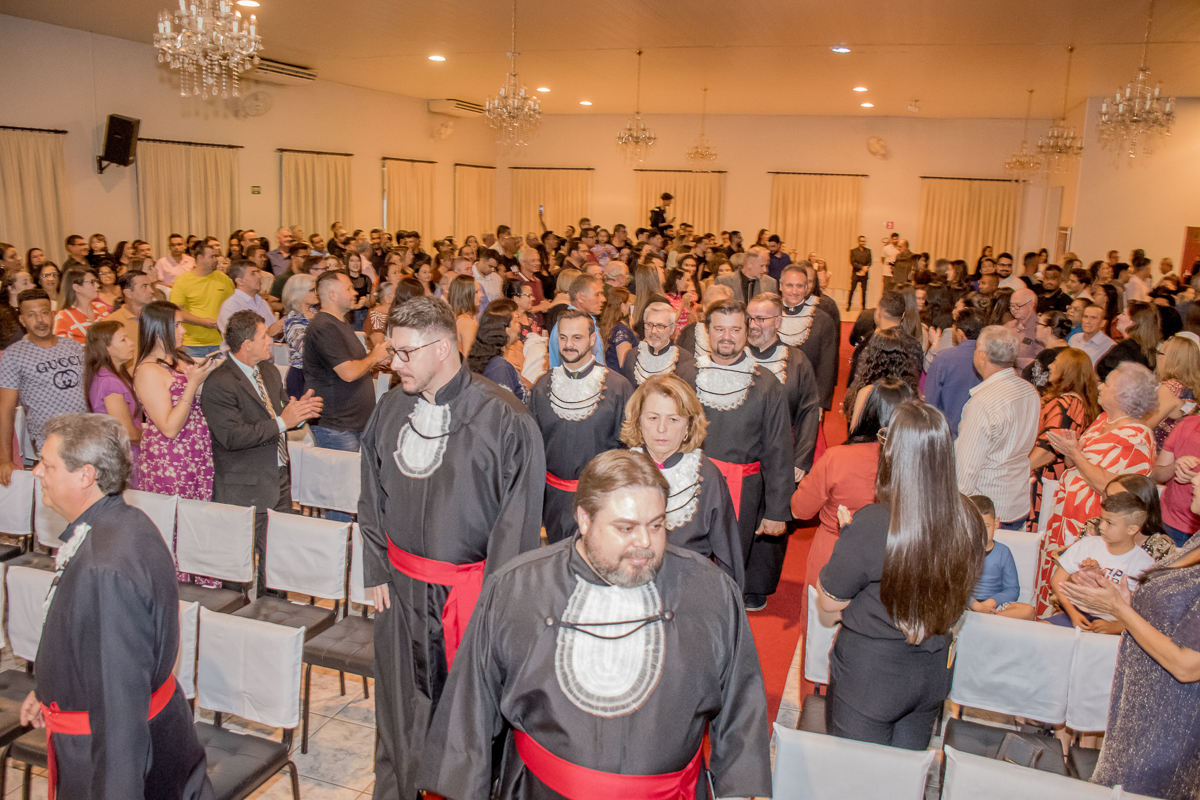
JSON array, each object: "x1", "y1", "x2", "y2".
[
  {"x1": 969, "y1": 495, "x2": 1035, "y2": 620},
  {"x1": 1048, "y1": 492, "x2": 1156, "y2": 633}
]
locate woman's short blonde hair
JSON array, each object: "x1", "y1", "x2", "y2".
[{"x1": 620, "y1": 374, "x2": 709, "y2": 453}]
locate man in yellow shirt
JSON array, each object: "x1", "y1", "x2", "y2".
[{"x1": 170, "y1": 241, "x2": 234, "y2": 358}]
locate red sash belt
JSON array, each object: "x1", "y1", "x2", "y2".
[
  {"x1": 42, "y1": 673, "x2": 177, "y2": 800},
  {"x1": 708, "y1": 458, "x2": 762, "y2": 520},
  {"x1": 546, "y1": 471, "x2": 579, "y2": 492},
  {"x1": 386, "y1": 537, "x2": 485, "y2": 670},
  {"x1": 515, "y1": 730, "x2": 703, "y2": 800}
]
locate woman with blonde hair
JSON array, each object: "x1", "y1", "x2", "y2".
[
  {"x1": 1146, "y1": 333, "x2": 1200, "y2": 448},
  {"x1": 1028, "y1": 347, "x2": 1100, "y2": 526},
  {"x1": 448, "y1": 274, "x2": 482, "y2": 356},
  {"x1": 620, "y1": 373, "x2": 742, "y2": 587}
]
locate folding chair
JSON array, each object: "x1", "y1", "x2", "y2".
[
  {"x1": 299, "y1": 523, "x2": 374, "y2": 753},
  {"x1": 295, "y1": 446, "x2": 361, "y2": 516},
  {"x1": 771, "y1": 724, "x2": 935, "y2": 800},
  {"x1": 942, "y1": 746, "x2": 1155, "y2": 799},
  {"x1": 0, "y1": 470, "x2": 35, "y2": 561},
  {"x1": 272, "y1": 342, "x2": 289, "y2": 366},
  {"x1": 797, "y1": 585, "x2": 841, "y2": 734},
  {"x1": 123, "y1": 489, "x2": 179, "y2": 555},
  {"x1": 1064, "y1": 631, "x2": 1120, "y2": 779},
  {"x1": 195, "y1": 608, "x2": 303, "y2": 799},
  {"x1": 2, "y1": 567, "x2": 56, "y2": 798},
  {"x1": 32, "y1": 477, "x2": 66, "y2": 552},
  {"x1": 176, "y1": 600, "x2": 200, "y2": 701},
  {"x1": 993, "y1": 529, "x2": 1042, "y2": 606},
  {"x1": 175, "y1": 497, "x2": 254, "y2": 613},
  {"x1": 286, "y1": 440, "x2": 308, "y2": 504},
  {"x1": 232, "y1": 510, "x2": 345, "y2": 642},
  {"x1": 1036, "y1": 478, "x2": 1060, "y2": 532}
]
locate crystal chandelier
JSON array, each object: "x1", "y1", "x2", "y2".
[
  {"x1": 154, "y1": 0, "x2": 262, "y2": 98},
  {"x1": 686, "y1": 88, "x2": 718, "y2": 165},
  {"x1": 616, "y1": 50, "x2": 656, "y2": 163},
  {"x1": 1037, "y1": 46, "x2": 1084, "y2": 173},
  {"x1": 1097, "y1": 0, "x2": 1175, "y2": 159},
  {"x1": 485, "y1": 0, "x2": 541, "y2": 146},
  {"x1": 1005, "y1": 89, "x2": 1042, "y2": 180}
]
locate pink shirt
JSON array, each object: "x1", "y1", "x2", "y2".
[{"x1": 1162, "y1": 415, "x2": 1200, "y2": 535}]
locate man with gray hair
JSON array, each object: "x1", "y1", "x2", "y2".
[
  {"x1": 955, "y1": 325, "x2": 1041, "y2": 529},
  {"x1": 716, "y1": 245, "x2": 777, "y2": 303},
  {"x1": 622, "y1": 300, "x2": 697, "y2": 387},
  {"x1": 22, "y1": 414, "x2": 212, "y2": 797}
]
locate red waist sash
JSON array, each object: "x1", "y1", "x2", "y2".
[
  {"x1": 386, "y1": 537, "x2": 486, "y2": 671},
  {"x1": 707, "y1": 458, "x2": 762, "y2": 520},
  {"x1": 42, "y1": 673, "x2": 177, "y2": 800},
  {"x1": 515, "y1": 730, "x2": 703, "y2": 800},
  {"x1": 546, "y1": 471, "x2": 579, "y2": 492}
]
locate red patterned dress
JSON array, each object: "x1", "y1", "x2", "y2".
[{"x1": 1029, "y1": 392, "x2": 1092, "y2": 529}]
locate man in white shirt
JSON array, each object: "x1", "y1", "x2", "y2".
[
  {"x1": 472, "y1": 250, "x2": 504, "y2": 304},
  {"x1": 1068, "y1": 305, "x2": 1116, "y2": 365},
  {"x1": 218, "y1": 259, "x2": 283, "y2": 337},
  {"x1": 1125, "y1": 258, "x2": 1152, "y2": 305},
  {"x1": 154, "y1": 233, "x2": 194, "y2": 289},
  {"x1": 996, "y1": 252, "x2": 1023, "y2": 291},
  {"x1": 956, "y1": 325, "x2": 1041, "y2": 530},
  {"x1": 879, "y1": 233, "x2": 899, "y2": 292}
]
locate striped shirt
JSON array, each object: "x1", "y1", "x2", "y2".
[{"x1": 956, "y1": 368, "x2": 1041, "y2": 523}]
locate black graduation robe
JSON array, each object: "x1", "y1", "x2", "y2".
[
  {"x1": 748, "y1": 339, "x2": 821, "y2": 474},
  {"x1": 619, "y1": 342, "x2": 698, "y2": 388},
  {"x1": 530, "y1": 360, "x2": 634, "y2": 543},
  {"x1": 417, "y1": 539, "x2": 772, "y2": 800},
  {"x1": 35, "y1": 493, "x2": 211, "y2": 800},
  {"x1": 780, "y1": 300, "x2": 841, "y2": 410},
  {"x1": 358, "y1": 363, "x2": 545, "y2": 800}
]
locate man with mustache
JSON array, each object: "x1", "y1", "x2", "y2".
[{"x1": 622, "y1": 301, "x2": 698, "y2": 388}]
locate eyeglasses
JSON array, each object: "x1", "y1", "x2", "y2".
[
  {"x1": 390, "y1": 340, "x2": 438, "y2": 362},
  {"x1": 748, "y1": 315, "x2": 781, "y2": 324},
  {"x1": 644, "y1": 322, "x2": 672, "y2": 332}
]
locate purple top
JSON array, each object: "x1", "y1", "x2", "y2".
[{"x1": 88, "y1": 367, "x2": 141, "y2": 489}]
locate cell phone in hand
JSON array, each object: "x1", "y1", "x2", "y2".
[{"x1": 539, "y1": 204, "x2": 544, "y2": 213}]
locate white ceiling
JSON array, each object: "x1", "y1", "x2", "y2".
[{"x1": 3, "y1": 0, "x2": 1199, "y2": 118}]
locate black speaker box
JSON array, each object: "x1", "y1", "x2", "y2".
[{"x1": 101, "y1": 114, "x2": 140, "y2": 166}]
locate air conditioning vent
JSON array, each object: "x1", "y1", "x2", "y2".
[
  {"x1": 248, "y1": 58, "x2": 317, "y2": 87},
  {"x1": 428, "y1": 99, "x2": 485, "y2": 118}
]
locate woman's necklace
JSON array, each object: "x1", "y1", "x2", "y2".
[{"x1": 1104, "y1": 414, "x2": 1131, "y2": 431}]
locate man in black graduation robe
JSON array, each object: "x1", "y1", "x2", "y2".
[
  {"x1": 693, "y1": 300, "x2": 793, "y2": 611},
  {"x1": 417, "y1": 450, "x2": 771, "y2": 800},
  {"x1": 531, "y1": 310, "x2": 633, "y2": 542},
  {"x1": 23, "y1": 414, "x2": 211, "y2": 799},
  {"x1": 358, "y1": 298, "x2": 544, "y2": 800},
  {"x1": 778, "y1": 264, "x2": 841, "y2": 411},
  {"x1": 621, "y1": 300, "x2": 698, "y2": 388}
]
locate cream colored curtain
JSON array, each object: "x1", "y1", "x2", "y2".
[
  {"x1": 383, "y1": 159, "x2": 435, "y2": 239},
  {"x1": 454, "y1": 165, "x2": 496, "y2": 242},
  {"x1": 918, "y1": 178, "x2": 1020, "y2": 264},
  {"x1": 280, "y1": 151, "x2": 353, "y2": 243},
  {"x1": 769, "y1": 173, "x2": 864, "y2": 292},
  {"x1": 137, "y1": 140, "x2": 240, "y2": 257},
  {"x1": 635, "y1": 171, "x2": 723, "y2": 235},
  {"x1": 510, "y1": 169, "x2": 591, "y2": 238},
  {"x1": 0, "y1": 129, "x2": 70, "y2": 259}
]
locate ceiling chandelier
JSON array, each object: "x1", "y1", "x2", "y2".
[
  {"x1": 154, "y1": 0, "x2": 262, "y2": 98},
  {"x1": 485, "y1": 0, "x2": 541, "y2": 146},
  {"x1": 1005, "y1": 89, "x2": 1042, "y2": 180},
  {"x1": 1037, "y1": 46, "x2": 1084, "y2": 173},
  {"x1": 686, "y1": 87, "x2": 718, "y2": 165},
  {"x1": 1098, "y1": 0, "x2": 1175, "y2": 159},
  {"x1": 616, "y1": 50, "x2": 656, "y2": 163}
]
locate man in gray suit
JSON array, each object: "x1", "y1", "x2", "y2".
[{"x1": 716, "y1": 245, "x2": 777, "y2": 302}]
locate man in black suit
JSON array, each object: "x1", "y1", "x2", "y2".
[{"x1": 201, "y1": 310, "x2": 323, "y2": 597}]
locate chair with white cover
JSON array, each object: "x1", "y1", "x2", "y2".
[
  {"x1": 0, "y1": 567, "x2": 56, "y2": 795},
  {"x1": 295, "y1": 446, "x2": 361, "y2": 516},
  {"x1": 123, "y1": 490, "x2": 178, "y2": 554},
  {"x1": 375, "y1": 372, "x2": 390, "y2": 402},
  {"x1": 942, "y1": 746, "x2": 1155, "y2": 800},
  {"x1": 299, "y1": 523, "x2": 374, "y2": 753},
  {"x1": 13, "y1": 407, "x2": 31, "y2": 465},
  {"x1": 771, "y1": 724, "x2": 935, "y2": 800},
  {"x1": 175, "y1": 497, "x2": 254, "y2": 613},
  {"x1": 5, "y1": 566, "x2": 54, "y2": 664},
  {"x1": 195, "y1": 608, "x2": 303, "y2": 799},
  {"x1": 0, "y1": 470, "x2": 34, "y2": 561},
  {"x1": 286, "y1": 439, "x2": 308, "y2": 504},
  {"x1": 1036, "y1": 478, "x2": 1060, "y2": 532},
  {"x1": 797, "y1": 585, "x2": 841, "y2": 734},
  {"x1": 1064, "y1": 631, "x2": 1121, "y2": 780},
  {"x1": 992, "y1": 529, "x2": 1043, "y2": 606},
  {"x1": 175, "y1": 600, "x2": 200, "y2": 701},
  {"x1": 272, "y1": 342, "x2": 289, "y2": 366},
  {"x1": 231, "y1": 510, "x2": 345, "y2": 642},
  {"x1": 32, "y1": 477, "x2": 66, "y2": 552}
]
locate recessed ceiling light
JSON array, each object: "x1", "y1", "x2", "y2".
[
  {"x1": 853, "y1": 86, "x2": 868, "y2": 92},
  {"x1": 236, "y1": 0, "x2": 259, "y2": 6},
  {"x1": 579, "y1": 101, "x2": 592, "y2": 106},
  {"x1": 860, "y1": 102, "x2": 874, "y2": 108},
  {"x1": 537, "y1": 87, "x2": 550, "y2": 93},
  {"x1": 831, "y1": 45, "x2": 851, "y2": 54},
  {"x1": 428, "y1": 55, "x2": 446, "y2": 62}
]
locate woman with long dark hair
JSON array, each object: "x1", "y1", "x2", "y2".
[
  {"x1": 53, "y1": 267, "x2": 108, "y2": 343},
  {"x1": 842, "y1": 328, "x2": 923, "y2": 419},
  {"x1": 448, "y1": 274, "x2": 482, "y2": 356},
  {"x1": 817, "y1": 400, "x2": 986, "y2": 748},
  {"x1": 599, "y1": 285, "x2": 636, "y2": 371},
  {"x1": 1097, "y1": 301, "x2": 1161, "y2": 379},
  {"x1": 84, "y1": 319, "x2": 142, "y2": 486},
  {"x1": 1028, "y1": 347, "x2": 1099, "y2": 525},
  {"x1": 467, "y1": 299, "x2": 529, "y2": 402}
]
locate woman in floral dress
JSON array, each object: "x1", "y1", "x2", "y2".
[{"x1": 1027, "y1": 348, "x2": 1098, "y2": 527}]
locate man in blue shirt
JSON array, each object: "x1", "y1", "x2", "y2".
[
  {"x1": 547, "y1": 273, "x2": 606, "y2": 368},
  {"x1": 267, "y1": 227, "x2": 293, "y2": 276},
  {"x1": 766, "y1": 235, "x2": 791, "y2": 283},
  {"x1": 925, "y1": 309, "x2": 983, "y2": 436}
]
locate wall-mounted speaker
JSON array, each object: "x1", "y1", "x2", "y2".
[{"x1": 97, "y1": 114, "x2": 140, "y2": 173}]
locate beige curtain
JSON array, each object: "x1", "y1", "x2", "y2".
[
  {"x1": 635, "y1": 171, "x2": 723, "y2": 235},
  {"x1": 510, "y1": 169, "x2": 591, "y2": 237},
  {"x1": 383, "y1": 159, "x2": 435, "y2": 240},
  {"x1": 280, "y1": 151, "x2": 353, "y2": 243},
  {"x1": 918, "y1": 178, "x2": 1020, "y2": 264},
  {"x1": 137, "y1": 140, "x2": 240, "y2": 257},
  {"x1": 454, "y1": 165, "x2": 496, "y2": 243},
  {"x1": 769, "y1": 173, "x2": 864, "y2": 293},
  {"x1": 0, "y1": 129, "x2": 70, "y2": 260}
]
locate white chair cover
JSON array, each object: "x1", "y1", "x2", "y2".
[
  {"x1": 175, "y1": 600, "x2": 200, "y2": 700},
  {"x1": 992, "y1": 529, "x2": 1042, "y2": 607},
  {"x1": 272, "y1": 343, "x2": 289, "y2": 366},
  {"x1": 803, "y1": 585, "x2": 840, "y2": 686},
  {"x1": 355, "y1": 331, "x2": 367, "y2": 348},
  {"x1": 521, "y1": 331, "x2": 549, "y2": 385},
  {"x1": 123, "y1": 490, "x2": 178, "y2": 556},
  {"x1": 264, "y1": 510, "x2": 349, "y2": 599},
  {"x1": 1037, "y1": 477, "x2": 1060, "y2": 532},
  {"x1": 296, "y1": 446, "x2": 361, "y2": 514},
  {"x1": 349, "y1": 523, "x2": 374, "y2": 608},
  {"x1": 0, "y1": 469, "x2": 34, "y2": 536},
  {"x1": 1065, "y1": 630, "x2": 1122, "y2": 732},
  {"x1": 33, "y1": 477, "x2": 67, "y2": 549},
  {"x1": 175, "y1": 498, "x2": 255, "y2": 583},
  {"x1": 196, "y1": 608, "x2": 304, "y2": 729},
  {"x1": 275, "y1": 363, "x2": 289, "y2": 383},
  {"x1": 771, "y1": 724, "x2": 935, "y2": 800},
  {"x1": 6, "y1": 566, "x2": 54, "y2": 662},
  {"x1": 950, "y1": 611, "x2": 1077, "y2": 724},
  {"x1": 14, "y1": 406, "x2": 32, "y2": 463},
  {"x1": 375, "y1": 373, "x2": 390, "y2": 402},
  {"x1": 286, "y1": 440, "x2": 308, "y2": 503},
  {"x1": 942, "y1": 746, "x2": 1153, "y2": 800}
]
